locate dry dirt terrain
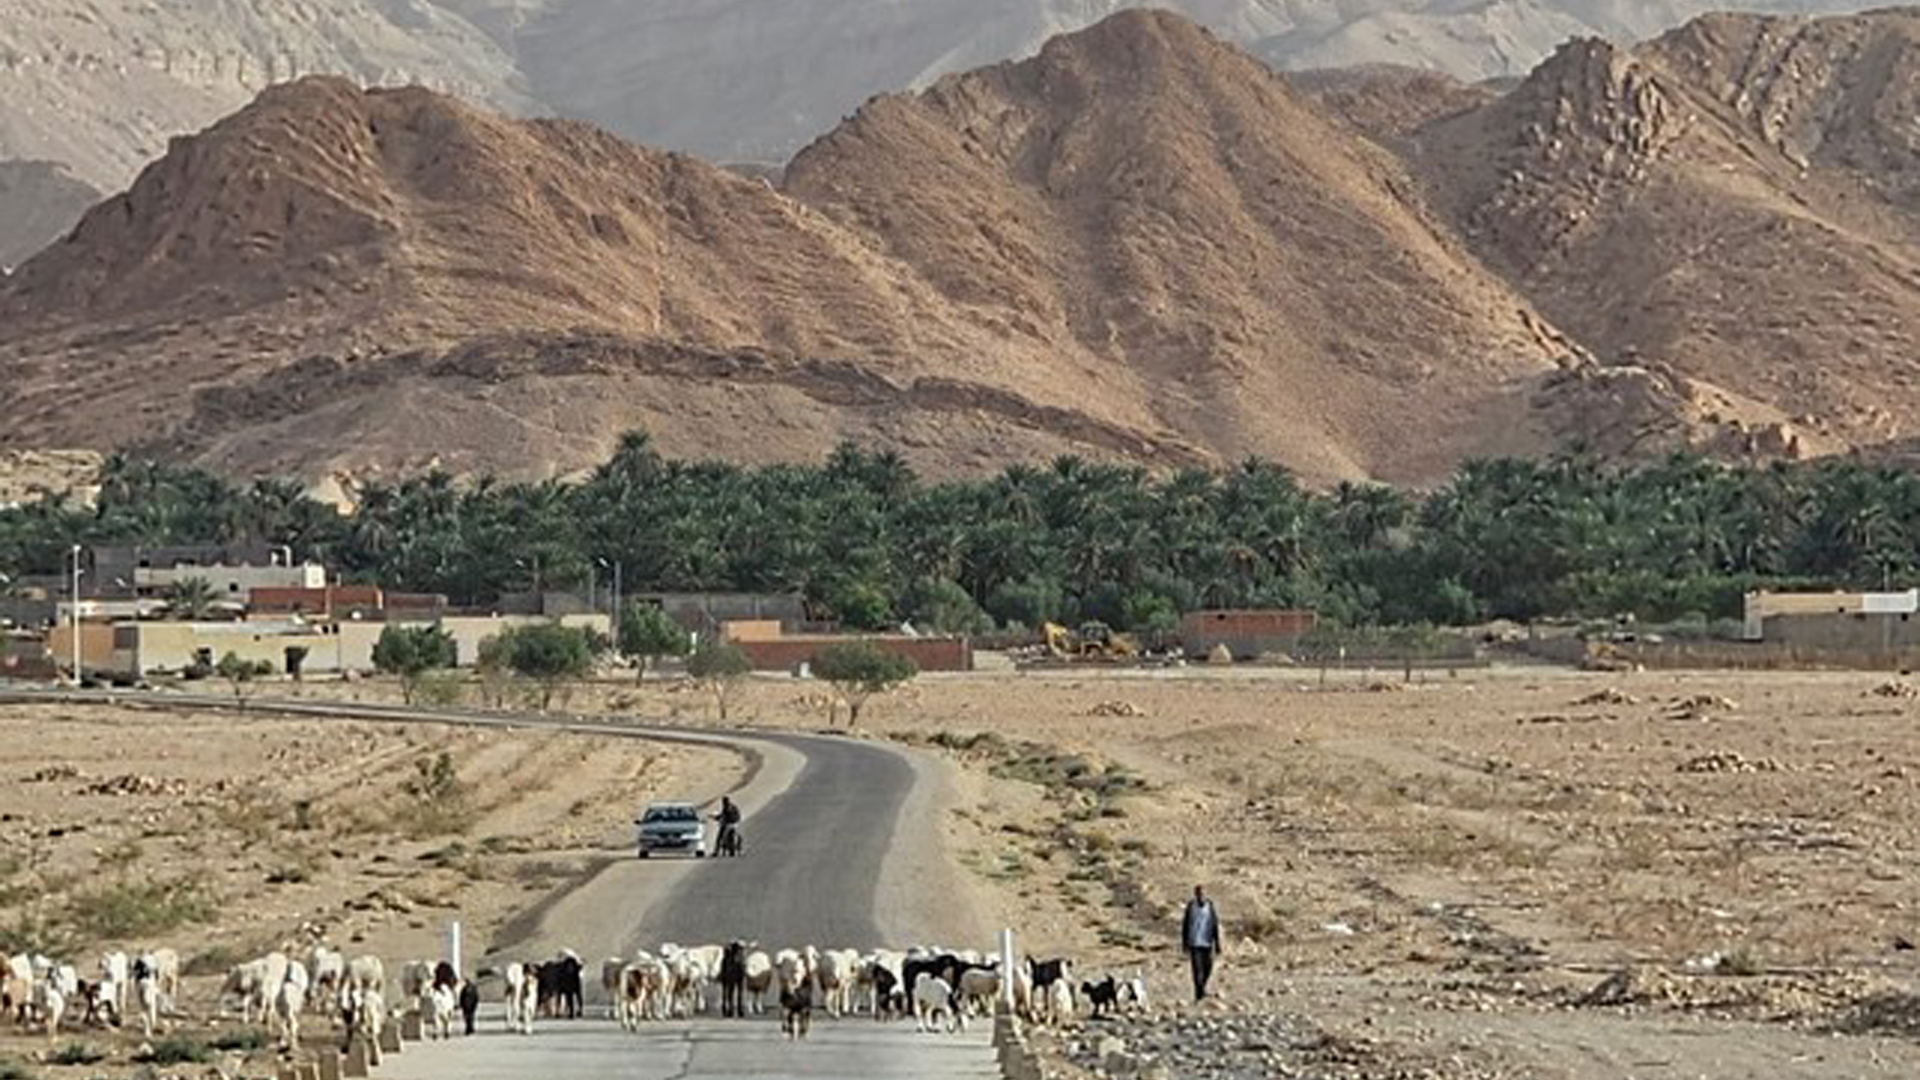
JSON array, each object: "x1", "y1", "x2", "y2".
[
  {"x1": 550, "y1": 663, "x2": 1920, "y2": 1079},
  {"x1": 0, "y1": 699, "x2": 736, "y2": 1078},
  {"x1": 5, "y1": 664, "x2": 1920, "y2": 1078}
]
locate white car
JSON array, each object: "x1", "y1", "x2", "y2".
[{"x1": 635, "y1": 802, "x2": 707, "y2": 858}]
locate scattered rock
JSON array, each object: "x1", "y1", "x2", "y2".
[
  {"x1": 1866, "y1": 680, "x2": 1918, "y2": 699},
  {"x1": 1088, "y1": 700, "x2": 1147, "y2": 718},
  {"x1": 1665, "y1": 694, "x2": 1738, "y2": 719},
  {"x1": 80, "y1": 773, "x2": 189, "y2": 797},
  {"x1": 1573, "y1": 687, "x2": 1638, "y2": 706},
  {"x1": 1677, "y1": 751, "x2": 1783, "y2": 774}
]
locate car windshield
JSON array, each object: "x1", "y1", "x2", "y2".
[{"x1": 643, "y1": 806, "x2": 697, "y2": 824}]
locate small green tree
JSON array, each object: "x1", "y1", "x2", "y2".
[
  {"x1": 685, "y1": 639, "x2": 753, "y2": 721},
  {"x1": 500, "y1": 623, "x2": 597, "y2": 710},
  {"x1": 811, "y1": 641, "x2": 917, "y2": 727},
  {"x1": 618, "y1": 603, "x2": 691, "y2": 682},
  {"x1": 371, "y1": 624, "x2": 459, "y2": 705},
  {"x1": 905, "y1": 578, "x2": 991, "y2": 635},
  {"x1": 476, "y1": 633, "x2": 514, "y2": 709},
  {"x1": 214, "y1": 652, "x2": 272, "y2": 703},
  {"x1": 827, "y1": 581, "x2": 894, "y2": 631},
  {"x1": 164, "y1": 577, "x2": 218, "y2": 620}
]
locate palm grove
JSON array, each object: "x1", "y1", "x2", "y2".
[{"x1": 3, "y1": 433, "x2": 1916, "y2": 633}]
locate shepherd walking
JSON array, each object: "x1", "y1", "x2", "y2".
[{"x1": 1182, "y1": 884, "x2": 1222, "y2": 1001}]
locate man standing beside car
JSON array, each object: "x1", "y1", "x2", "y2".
[{"x1": 716, "y1": 795, "x2": 742, "y2": 855}]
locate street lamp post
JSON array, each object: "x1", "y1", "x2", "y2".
[
  {"x1": 598, "y1": 558, "x2": 623, "y2": 652},
  {"x1": 69, "y1": 544, "x2": 82, "y2": 685}
]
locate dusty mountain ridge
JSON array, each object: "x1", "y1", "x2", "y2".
[
  {"x1": 0, "y1": 0, "x2": 1892, "y2": 208},
  {"x1": 0, "y1": 12, "x2": 1573, "y2": 484},
  {"x1": 1391, "y1": 9, "x2": 1920, "y2": 457},
  {"x1": 2, "y1": 9, "x2": 1914, "y2": 482}
]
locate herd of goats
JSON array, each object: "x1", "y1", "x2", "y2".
[{"x1": 3, "y1": 941, "x2": 1151, "y2": 1057}]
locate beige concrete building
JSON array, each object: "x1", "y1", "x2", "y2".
[
  {"x1": 117, "y1": 621, "x2": 340, "y2": 677},
  {"x1": 134, "y1": 562, "x2": 327, "y2": 603},
  {"x1": 1743, "y1": 589, "x2": 1920, "y2": 646}
]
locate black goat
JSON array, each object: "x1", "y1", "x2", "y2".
[
  {"x1": 780, "y1": 982, "x2": 813, "y2": 1039},
  {"x1": 720, "y1": 942, "x2": 749, "y2": 1019},
  {"x1": 1081, "y1": 976, "x2": 1120, "y2": 1018},
  {"x1": 536, "y1": 954, "x2": 584, "y2": 1019}
]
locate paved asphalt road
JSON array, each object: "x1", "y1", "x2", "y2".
[
  {"x1": 369, "y1": 1017, "x2": 998, "y2": 1080},
  {"x1": 630, "y1": 730, "x2": 913, "y2": 951}
]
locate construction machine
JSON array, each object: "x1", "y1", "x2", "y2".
[{"x1": 1041, "y1": 620, "x2": 1140, "y2": 660}]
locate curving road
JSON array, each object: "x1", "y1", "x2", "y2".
[{"x1": 634, "y1": 731, "x2": 913, "y2": 950}]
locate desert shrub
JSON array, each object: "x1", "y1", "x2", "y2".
[
  {"x1": 65, "y1": 880, "x2": 213, "y2": 938},
  {"x1": 183, "y1": 944, "x2": 244, "y2": 977},
  {"x1": 208, "y1": 1029, "x2": 267, "y2": 1052},
  {"x1": 0, "y1": 912, "x2": 75, "y2": 957},
  {"x1": 49, "y1": 1043, "x2": 105, "y2": 1066},
  {"x1": 414, "y1": 670, "x2": 465, "y2": 707},
  {"x1": 0, "y1": 1057, "x2": 36, "y2": 1080},
  {"x1": 137, "y1": 1037, "x2": 211, "y2": 1066}
]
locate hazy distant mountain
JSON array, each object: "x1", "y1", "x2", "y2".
[{"x1": 2, "y1": 0, "x2": 1893, "y2": 193}]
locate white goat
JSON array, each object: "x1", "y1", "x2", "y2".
[
  {"x1": 133, "y1": 963, "x2": 162, "y2": 1038},
  {"x1": 958, "y1": 966, "x2": 1002, "y2": 1017},
  {"x1": 346, "y1": 985, "x2": 385, "y2": 1066},
  {"x1": 99, "y1": 951, "x2": 130, "y2": 1022},
  {"x1": 33, "y1": 980, "x2": 66, "y2": 1045},
  {"x1": 503, "y1": 962, "x2": 536, "y2": 1034},
  {"x1": 422, "y1": 982, "x2": 456, "y2": 1039},
  {"x1": 744, "y1": 950, "x2": 774, "y2": 1015},
  {"x1": 398, "y1": 959, "x2": 433, "y2": 1004},
  {"x1": 343, "y1": 954, "x2": 385, "y2": 1013},
  {"x1": 309, "y1": 946, "x2": 345, "y2": 1011},
  {"x1": 817, "y1": 949, "x2": 861, "y2": 1018},
  {"x1": 274, "y1": 973, "x2": 307, "y2": 1051},
  {"x1": 136, "y1": 949, "x2": 180, "y2": 1015},
  {"x1": 914, "y1": 975, "x2": 962, "y2": 1033},
  {"x1": 3, "y1": 953, "x2": 32, "y2": 1023}
]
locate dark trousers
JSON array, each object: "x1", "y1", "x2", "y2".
[{"x1": 1188, "y1": 946, "x2": 1215, "y2": 1001}]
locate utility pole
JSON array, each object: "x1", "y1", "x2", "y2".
[
  {"x1": 69, "y1": 544, "x2": 82, "y2": 685},
  {"x1": 600, "y1": 558, "x2": 623, "y2": 652}
]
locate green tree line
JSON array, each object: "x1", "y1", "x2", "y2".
[{"x1": 2, "y1": 433, "x2": 1915, "y2": 631}]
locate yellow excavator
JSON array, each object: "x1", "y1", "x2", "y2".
[{"x1": 1043, "y1": 620, "x2": 1140, "y2": 660}]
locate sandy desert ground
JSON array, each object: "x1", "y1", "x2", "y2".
[
  {"x1": 4, "y1": 662, "x2": 1919, "y2": 1078},
  {"x1": 0, "y1": 699, "x2": 735, "y2": 1077},
  {"x1": 558, "y1": 662, "x2": 1920, "y2": 1079}
]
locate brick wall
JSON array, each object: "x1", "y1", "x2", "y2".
[{"x1": 732, "y1": 635, "x2": 974, "y2": 673}]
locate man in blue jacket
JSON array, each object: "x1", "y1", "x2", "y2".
[{"x1": 1181, "y1": 884, "x2": 1222, "y2": 1001}]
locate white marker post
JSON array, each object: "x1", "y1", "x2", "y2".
[
  {"x1": 1000, "y1": 928, "x2": 1016, "y2": 1014},
  {"x1": 448, "y1": 920, "x2": 463, "y2": 978}
]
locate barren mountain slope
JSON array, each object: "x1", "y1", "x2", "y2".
[
  {"x1": 505, "y1": 0, "x2": 1897, "y2": 166},
  {"x1": 0, "y1": 14, "x2": 1581, "y2": 485},
  {"x1": 0, "y1": 161, "x2": 100, "y2": 270},
  {"x1": 1404, "y1": 9, "x2": 1920, "y2": 452},
  {"x1": 784, "y1": 11, "x2": 1570, "y2": 481},
  {"x1": 1, "y1": 73, "x2": 1218, "y2": 479}
]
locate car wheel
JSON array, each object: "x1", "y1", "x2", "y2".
[{"x1": 638, "y1": 850, "x2": 650, "y2": 859}]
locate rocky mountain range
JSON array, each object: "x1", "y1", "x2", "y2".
[
  {"x1": 0, "y1": 0, "x2": 1891, "y2": 193},
  {"x1": 1, "y1": 8, "x2": 1914, "y2": 486}
]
